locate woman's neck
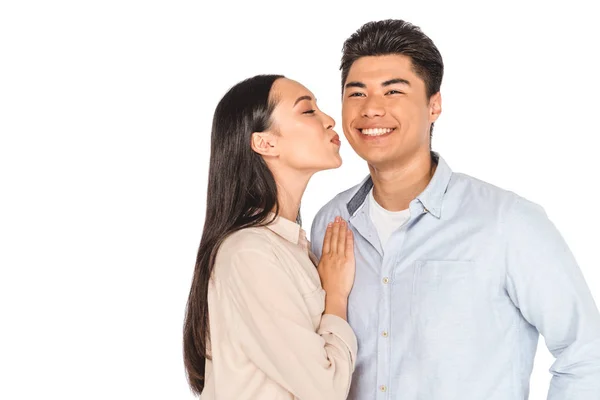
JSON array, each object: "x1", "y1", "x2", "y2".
[{"x1": 271, "y1": 168, "x2": 311, "y2": 222}]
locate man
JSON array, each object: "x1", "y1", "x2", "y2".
[{"x1": 311, "y1": 19, "x2": 600, "y2": 399}]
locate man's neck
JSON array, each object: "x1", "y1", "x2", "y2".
[{"x1": 369, "y1": 152, "x2": 436, "y2": 212}]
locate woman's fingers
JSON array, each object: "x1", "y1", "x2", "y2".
[
  {"x1": 322, "y1": 222, "x2": 333, "y2": 255},
  {"x1": 330, "y1": 217, "x2": 340, "y2": 254},
  {"x1": 345, "y1": 228, "x2": 354, "y2": 260},
  {"x1": 337, "y1": 220, "x2": 347, "y2": 256}
]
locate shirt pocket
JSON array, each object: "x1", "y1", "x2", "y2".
[
  {"x1": 303, "y1": 287, "x2": 326, "y2": 330},
  {"x1": 411, "y1": 261, "x2": 482, "y2": 351}
]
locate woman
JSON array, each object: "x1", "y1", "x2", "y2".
[{"x1": 183, "y1": 74, "x2": 356, "y2": 399}]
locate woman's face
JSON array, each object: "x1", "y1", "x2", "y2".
[{"x1": 259, "y1": 78, "x2": 342, "y2": 173}]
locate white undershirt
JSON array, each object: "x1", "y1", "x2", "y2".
[{"x1": 368, "y1": 189, "x2": 411, "y2": 249}]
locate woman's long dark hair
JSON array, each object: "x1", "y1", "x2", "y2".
[{"x1": 183, "y1": 74, "x2": 286, "y2": 395}]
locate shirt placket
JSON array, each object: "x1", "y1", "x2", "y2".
[{"x1": 377, "y1": 226, "x2": 410, "y2": 398}]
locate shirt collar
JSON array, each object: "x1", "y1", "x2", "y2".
[
  {"x1": 346, "y1": 152, "x2": 453, "y2": 219},
  {"x1": 415, "y1": 154, "x2": 453, "y2": 218},
  {"x1": 265, "y1": 213, "x2": 308, "y2": 248}
]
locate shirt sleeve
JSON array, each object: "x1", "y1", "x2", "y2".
[
  {"x1": 220, "y1": 247, "x2": 357, "y2": 400},
  {"x1": 310, "y1": 210, "x2": 327, "y2": 261},
  {"x1": 504, "y1": 197, "x2": 600, "y2": 399}
]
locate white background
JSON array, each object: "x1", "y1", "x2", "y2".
[{"x1": 1, "y1": 0, "x2": 598, "y2": 399}]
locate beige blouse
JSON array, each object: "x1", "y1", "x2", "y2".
[{"x1": 201, "y1": 215, "x2": 357, "y2": 399}]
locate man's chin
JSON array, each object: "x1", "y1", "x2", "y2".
[{"x1": 359, "y1": 149, "x2": 396, "y2": 167}]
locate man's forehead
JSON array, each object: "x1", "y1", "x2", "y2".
[{"x1": 349, "y1": 60, "x2": 415, "y2": 82}]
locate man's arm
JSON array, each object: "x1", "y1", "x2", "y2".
[{"x1": 505, "y1": 197, "x2": 600, "y2": 399}]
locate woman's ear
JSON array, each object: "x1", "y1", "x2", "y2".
[{"x1": 250, "y1": 132, "x2": 279, "y2": 157}]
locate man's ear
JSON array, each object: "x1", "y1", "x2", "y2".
[
  {"x1": 429, "y1": 91, "x2": 442, "y2": 124},
  {"x1": 250, "y1": 131, "x2": 279, "y2": 157}
]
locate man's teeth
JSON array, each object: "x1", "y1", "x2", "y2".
[{"x1": 360, "y1": 128, "x2": 394, "y2": 136}]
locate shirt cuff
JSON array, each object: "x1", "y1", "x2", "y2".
[{"x1": 319, "y1": 314, "x2": 358, "y2": 368}]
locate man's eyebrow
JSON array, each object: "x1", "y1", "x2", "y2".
[
  {"x1": 344, "y1": 81, "x2": 366, "y2": 89},
  {"x1": 382, "y1": 78, "x2": 411, "y2": 87},
  {"x1": 344, "y1": 79, "x2": 411, "y2": 90}
]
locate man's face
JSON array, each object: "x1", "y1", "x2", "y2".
[{"x1": 342, "y1": 54, "x2": 441, "y2": 168}]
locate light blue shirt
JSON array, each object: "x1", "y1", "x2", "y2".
[{"x1": 310, "y1": 154, "x2": 600, "y2": 400}]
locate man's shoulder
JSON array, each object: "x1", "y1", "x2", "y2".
[
  {"x1": 309, "y1": 176, "x2": 370, "y2": 254},
  {"x1": 313, "y1": 175, "x2": 371, "y2": 221},
  {"x1": 449, "y1": 171, "x2": 545, "y2": 220},
  {"x1": 450, "y1": 172, "x2": 522, "y2": 204}
]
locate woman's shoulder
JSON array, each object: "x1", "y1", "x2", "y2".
[
  {"x1": 219, "y1": 226, "x2": 276, "y2": 255},
  {"x1": 213, "y1": 227, "x2": 279, "y2": 277},
  {"x1": 213, "y1": 226, "x2": 320, "y2": 298}
]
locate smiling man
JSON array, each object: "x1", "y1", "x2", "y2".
[{"x1": 310, "y1": 19, "x2": 600, "y2": 400}]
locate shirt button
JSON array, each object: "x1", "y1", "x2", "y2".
[
  {"x1": 380, "y1": 385, "x2": 387, "y2": 392},
  {"x1": 382, "y1": 277, "x2": 389, "y2": 284},
  {"x1": 382, "y1": 331, "x2": 388, "y2": 338},
  {"x1": 423, "y1": 207, "x2": 429, "y2": 213}
]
